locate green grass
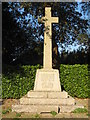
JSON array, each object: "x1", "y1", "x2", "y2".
[
  {"x1": 2, "y1": 108, "x2": 11, "y2": 114},
  {"x1": 87, "y1": 113, "x2": 90, "y2": 116},
  {"x1": 15, "y1": 113, "x2": 21, "y2": 117},
  {"x1": 50, "y1": 111, "x2": 57, "y2": 116},
  {"x1": 32, "y1": 113, "x2": 40, "y2": 118},
  {"x1": 72, "y1": 108, "x2": 88, "y2": 113}
]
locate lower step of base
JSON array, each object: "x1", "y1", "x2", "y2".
[
  {"x1": 12, "y1": 105, "x2": 58, "y2": 113},
  {"x1": 12, "y1": 104, "x2": 84, "y2": 113}
]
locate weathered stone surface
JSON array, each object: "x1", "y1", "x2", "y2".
[
  {"x1": 27, "y1": 91, "x2": 68, "y2": 99},
  {"x1": 33, "y1": 7, "x2": 61, "y2": 91},
  {"x1": 48, "y1": 91, "x2": 68, "y2": 99},
  {"x1": 34, "y1": 69, "x2": 61, "y2": 91},
  {"x1": 20, "y1": 97, "x2": 75, "y2": 105},
  {"x1": 42, "y1": 7, "x2": 58, "y2": 69},
  {"x1": 12, "y1": 105, "x2": 58, "y2": 113},
  {"x1": 60, "y1": 105, "x2": 84, "y2": 113},
  {"x1": 12, "y1": 104, "x2": 84, "y2": 113},
  {"x1": 27, "y1": 91, "x2": 47, "y2": 98}
]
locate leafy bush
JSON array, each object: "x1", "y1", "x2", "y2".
[
  {"x1": 60, "y1": 64, "x2": 89, "y2": 98},
  {"x1": 2, "y1": 64, "x2": 89, "y2": 98},
  {"x1": 2, "y1": 64, "x2": 42, "y2": 98}
]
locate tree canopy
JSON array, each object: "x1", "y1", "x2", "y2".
[{"x1": 2, "y1": 2, "x2": 89, "y2": 65}]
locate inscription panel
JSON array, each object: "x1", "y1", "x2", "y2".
[
  {"x1": 42, "y1": 82, "x2": 53, "y2": 88},
  {"x1": 34, "y1": 69, "x2": 61, "y2": 91},
  {"x1": 40, "y1": 72, "x2": 54, "y2": 89}
]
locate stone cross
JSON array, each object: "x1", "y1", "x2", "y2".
[{"x1": 42, "y1": 7, "x2": 58, "y2": 69}]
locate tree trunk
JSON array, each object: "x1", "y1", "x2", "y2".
[{"x1": 52, "y1": 40, "x2": 60, "y2": 69}]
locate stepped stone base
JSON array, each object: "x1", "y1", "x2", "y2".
[
  {"x1": 12, "y1": 105, "x2": 58, "y2": 113},
  {"x1": 20, "y1": 96, "x2": 75, "y2": 105},
  {"x1": 12, "y1": 91, "x2": 84, "y2": 113},
  {"x1": 12, "y1": 104, "x2": 84, "y2": 113}
]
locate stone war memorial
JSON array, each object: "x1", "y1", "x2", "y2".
[{"x1": 12, "y1": 7, "x2": 84, "y2": 113}]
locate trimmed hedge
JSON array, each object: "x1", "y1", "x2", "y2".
[
  {"x1": 60, "y1": 64, "x2": 89, "y2": 98},
  {"x1": 2, "y1": 64, "x2": 89, "y2": 98},
  {"x1": 2, "y1": 64, "x2": 42, "y2": 98}
]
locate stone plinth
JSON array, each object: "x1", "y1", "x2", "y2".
[
  {"x1": 12, "y1": 91, "x2": 84, "y2": 113},
  {"x1": 34, "y1": 69, "x2": 61, "y2": 91}
]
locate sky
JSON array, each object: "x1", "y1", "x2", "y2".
[
  {"x1": 58, "y1": 2, "x2": 88, "y2": 53},
  {"x1": 11, "y1": 2, "x2": 88, "y2": 54}
]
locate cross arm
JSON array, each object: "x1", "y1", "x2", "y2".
[{"x1": 51, "y1": 17, "x2": 58, "y2": 23}]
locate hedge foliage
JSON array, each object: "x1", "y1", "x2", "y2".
[
  {"x1": 2, "y1": 64, "x2": 42, "y2": 98},
  {"x1": 2, "y1": 64, "x2": 89, "y2": 98},
  {"x1": 60, "y1": 64, "x2": 89, "y2": 98}
]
